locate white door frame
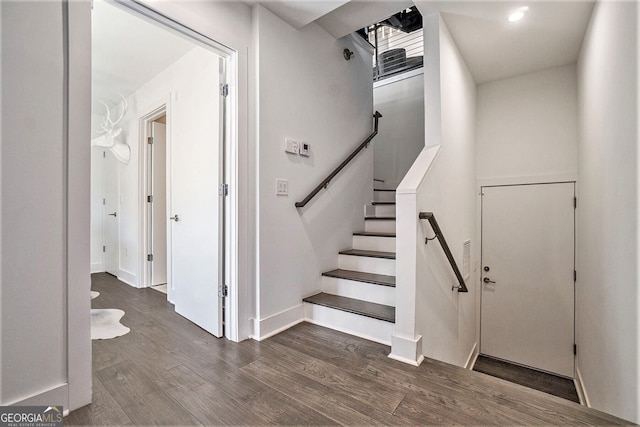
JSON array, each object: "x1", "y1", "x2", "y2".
[
  {"x1": 139, "y1": 104, "x2": 168, "y2": 291},
  {"x1": 111, "y1": 0, "x2": 239, "y2": 340}
]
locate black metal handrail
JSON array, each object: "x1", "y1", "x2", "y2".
[
  {"x1": 295, "y1": 112, "x2": 382, "y2": 208},
  {"x1": 418, "y1": 212, "x2": 469, "y2": 293}
]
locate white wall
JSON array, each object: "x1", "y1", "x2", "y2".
[
  {"x1": 373, "y1": 71, "x2": 425, "y2": 189},
  {"x1": 253, "y1": 5, "x2": 374, "y2": 338},
  {"x1": 477, "y1": 65, "x2": 578, "y2": 182},
  {"x1": 1, "y1": 0, "x2": 91, "y2": 410},
  {"x1": 394, "y1": 11, "x2": 477, "y2": 367},
  {"x1": 577, "y1": 1, "x2": 639, "y2": 423}
]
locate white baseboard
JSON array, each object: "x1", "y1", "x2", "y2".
[
  {"x1": 90, "y1": 262, "x2": 104, "y2": 274},
  {"x1": 117, "y1": 269, "x2": 137, "y2": 287},
  {"x1": 388, "y1": 352, "x2": 424, "y2": 366},
  {"x1": 465, "y1": 342, "x2": 479, "y2": 369},
  {"x1": 7, "y1": 383, "x2": 68, "y2": 407},
  {"x1": 574, "y1": 366, "x2": 591, "y2": 407},
  {"x1": 389, "y1": 334, "x2": 423, "y2": 366},
  {"x1": 250, "y1": 304, "x2": 304, "y2": 341}
]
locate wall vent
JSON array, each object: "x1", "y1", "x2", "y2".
[{"x1": 462, "y1": 239, "x2": 471, "y2": 280}]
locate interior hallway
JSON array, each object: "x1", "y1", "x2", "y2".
[{"x1": 67, "y1": 274, "x2": 629, "y2": 425}]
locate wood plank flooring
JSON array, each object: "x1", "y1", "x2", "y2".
[{"x1": 67, "y1": 273, "x2": 631, "y2": 426}]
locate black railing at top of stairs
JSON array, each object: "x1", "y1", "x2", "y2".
[{"x1": 295, "y1": 112, "x2": 382, "y2": 208}]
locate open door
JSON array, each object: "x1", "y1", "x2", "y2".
[
  {"x1": 150, "y1": 121, "x2": 167, "y2": 286},
  {"x1": 169, "y1": 50, "x2": 224, "y2": 337},
  {"x1": 103, "y1": 149, "x2": 119, "y2": 276}
]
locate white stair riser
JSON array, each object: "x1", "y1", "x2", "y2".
[
  {"x1": 352, "y1": 235, "x2": 396, "y2": 252},
  {"x1": 303, "y1": 303, "x2": 394, "y2": 345},
  {"x1": 373, "y1": 191, "x2": 395, "y2": 202},
  {"x1": 365, "y1": 220, "x2": 396, "y2": 233},
  {"x1": 374, "y1": 204, "x2": 396, "y2": 216},
  {"x1": 322, "y1": 276, "x2": 395, "y2": 306},
  {"x1": 338, "y1": 254, "x2": 395, "y2": 275}
]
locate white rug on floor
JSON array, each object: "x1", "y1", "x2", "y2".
[
  {"x1": 151, "y1": 284, "x2": 167, "y2": 294},
  {"x1": 91, "y1": 291, "x2": 100, "y2": 300},
  {"x1": 91, "y1": 309, "x2": 130, "y2": 340}
]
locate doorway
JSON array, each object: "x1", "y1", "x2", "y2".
[
  {"x1": 91, "y1": 0, "x2": 234, "y2": 338},
  {"x1": 480, "y1": 182, "x2": 575, "y2": 378}
]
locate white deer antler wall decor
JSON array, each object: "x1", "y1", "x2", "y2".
[{"x1": 91, "y1": 93, "x2": 131, "y2": 164}]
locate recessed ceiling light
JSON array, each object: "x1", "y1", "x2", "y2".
[{"x1": 508, "y1": 6, "x2": 529, "y2": 23}]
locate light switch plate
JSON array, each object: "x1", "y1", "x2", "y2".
[
  {"x1": 284, "y1": 139, "x2": 299, "y2": 154},
  {"x1": 276, "y1": 179, "x2": 288, "y2": 196}
]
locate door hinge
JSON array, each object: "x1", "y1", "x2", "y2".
[
  {"x1": 220, "y1": 83, "x2": 229, "y2": 97},
  {"x1": 147, "y1": 254, "x2": 154, "y2": 262},
  {"x1": 573, "y1": 344, "x2": 577, "y2": 355},
  {"x1": 147, "y1": 195, "x2": 153, "y2": 203},
  {"x1": 103, "y1": 245, "x2": 106, "y2": 253},
  {"x1": 148, "y1": 136, "x2": 154, "y2": 145},
  {"x1": 574, "y1": 197, "x2": 577, "y2": 209},
  {"x1": 574, "y1": 270, "x2": 577, "y2": 282},
  {"x1": 103, "y1": 151, "x2": 106, "y2": 158},
  {"x1": 219, "y1": 284, "x2": 228, "y2": 297},
  {"x1": 103, "y1": 198, "x2": 106, "y2": 205},
  {"x1": 219, "y1": 183, "x2": 229, "y2": 197}
]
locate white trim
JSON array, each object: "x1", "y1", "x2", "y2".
[
  {"x1": 389, "y1": 334, "x2": 423, "y2": 366},
  {"x1": 477, "y1": 173, "x2": 578, "y2": 189},
  {"x1": 91, "y1": 262, "x2": 104, "y2": 274},
  {"x1": 575, "y1": 366, "x2": 591, "y2": 407},
  {"x1": 374, "y1": 67, "x2": 424, "y2": 89},
  {"x1": 67, "y1": 0, "x2": 92, "y2": 411},
  {"x1": 388, "y1": 353, "x2": 425, "y2": 367},
  {"x1": 6, "y1": 384, "x2": 68, "y2": 407},
  {"x1": 117, "y1": 269, "x2": 137, "y2": 287},
  {"x1": 138, "y1": 103, "x2": 168, "y2": 291},
  {"x1": 251, "y1": 304, "x2": 304, "y2": 341},
  {"x1": 465, "y1": 342, "x2": 479, "y2": 369}
]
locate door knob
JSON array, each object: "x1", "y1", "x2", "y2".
[
  {"x1": 108, "y1": 212, "x2": 117, "y2": 217},
  {"x1": 170, "y1": 214, "x2": 180, "y2": 222},
  {"x1": 483, "y1": 277, "x2": 496, "y2": 284}
]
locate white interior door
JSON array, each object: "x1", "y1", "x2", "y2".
[
  {"x1": 103, "y1": 150, "x2": 119, "y2": 276},
  {"x1": 481, "y1": 183, "x2": 575, "y2": 378},
  {"x1": 151, "y1": 121, "x2": 167, "y2": 286},
  {"x1": 170, "y1": 51, "x2": 223, "y2": 337}
]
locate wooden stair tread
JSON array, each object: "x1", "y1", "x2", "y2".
[
  {"x1": 365, "y1": 216, "x2": 396, "y2": 221},
  {"x1": 372, "y1": 201, "x2": 395, "y2": 205},
  {"x1": 373, "y1": 189, "x2": 396, "y2": 192},
  {"x1": 303, "y1": 293, "x2": 395, "y2": 323},
  {"x1": 339, "y1": 249, "x2": 395, "y2": 259},
  {"x1": 353, "y1": 231, "x2": 396, "y2": 238},
  {"x1": 322, "y1": 269, "x2": 395, "y2": 287}
]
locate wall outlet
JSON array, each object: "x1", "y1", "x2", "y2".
[
  {"x1": 276, "y1": 179, "x2": 288, "y2": 196},
  {"x1": 284, "y1": 139, "x2": 299, "y2": 154}
]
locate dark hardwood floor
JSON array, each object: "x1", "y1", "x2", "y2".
[
  {"x1": 473, "y1": 355, "x2": 580, "y2": 403},
  {"x1": 67, "y1": 273, "x2": 631, "y2": 426}
]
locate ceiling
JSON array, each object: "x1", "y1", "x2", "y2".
[
  {"x1": 92, "y1": 0, "x2": 196, "y2": 108},
  {"x1": 93, "y1": 0, "x2": 596, "y2": 104},
  {"x1": 260, "y1": 0, "x2": 595, "y2": 84},
  {"x1": 416, "y1": 1, "x2": 595, "y2": 83}
]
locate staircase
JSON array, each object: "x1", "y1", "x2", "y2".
[{"x1": 303, "y1": 188, "x2": 397, "y2": 345}]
